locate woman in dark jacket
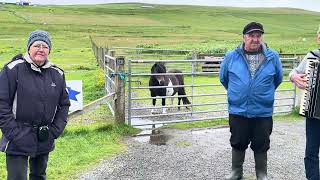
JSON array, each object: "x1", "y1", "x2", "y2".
[{"x1": 0, "y1": 30, "x2": 70, "y2": 180}]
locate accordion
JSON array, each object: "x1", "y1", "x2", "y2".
[{"x1": 299, "y1": 59, "x2": 320, "y2": 119}]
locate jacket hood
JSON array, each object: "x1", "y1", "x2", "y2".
[
  {"x1": 236, "y1": 43, "x2": 275, "y2": 61},
  {"x1": 24, "y1": 53, "x2": 53, "y2": 72}
]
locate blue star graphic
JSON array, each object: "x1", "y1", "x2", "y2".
[{"x1": 67, "y1": 87, "x2": 80, "y2": 101}]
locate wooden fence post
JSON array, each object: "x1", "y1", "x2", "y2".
[
  {"x1": 98, "y1": 47, "x2": 101, "y2": 67},
  {"x1": 109, "y1": 50, "x2": 115, "y2": 60},
  {"x1": 115, "y1": 56, "x2": 125, "y2": 124},
  {"x1": 100, "y1": 47, "x2": 104, "y2": 68},
  {"x1": 109, "y1": 50, "x2": 115, "y2": 75}
]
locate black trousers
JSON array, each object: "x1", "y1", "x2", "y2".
[
  {"x1": 305, "y1": 117, "x2": 320, "y2": 180},
  {"x1": 229, "y1": 114, "x2": 273, "y2": 153},
  {"x1": 6, "y1": 153, "x2": 49, "y2": 180}
]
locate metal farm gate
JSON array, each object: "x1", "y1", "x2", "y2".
[
  {"x1": 104, "y1": 52, "x2": 117, "y2": 116},
  {"x1": 127, "y1": 56, "x2": 298, "y2": 127},
  {"x1": 92, "y1": 42, "x2": 299, "y2": 127}
]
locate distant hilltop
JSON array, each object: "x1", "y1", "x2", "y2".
[{"x1": 0, "y1": 1, "x2": 319, "y2": 12}]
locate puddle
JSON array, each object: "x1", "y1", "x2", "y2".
[
  {"x1": 131, "y1": 118, "x2": 168, "y2": 145},
  {"x1": 132, "y1": 126, "x2": 170, "y2": 146},
  {"x1": 130, "y1": 118, "x2": 163, "y2": 130},
  {"x1": 133, "y1": 135, "x2": 150, "y2": 143},
  {"x1": 191, "y1": 126, "x2": 228, "y2": 135},
  {"x1": 131, "y1": 118, "x2": 227, "y2": 145}
]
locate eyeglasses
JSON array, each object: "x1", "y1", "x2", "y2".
[{"x1": 32, "y1": 44, "x2": 49, "y2": 50}]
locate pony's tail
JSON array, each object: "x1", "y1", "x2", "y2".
[
  {"x1": 181, "y1": 92, "x2": 191, "y2": 105},
  {"x1": 173, "y1": 70, "x2": 191, "y2": 105}
]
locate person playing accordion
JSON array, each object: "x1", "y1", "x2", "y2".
[{"x1": 289, "y1": 25, "x2": 320, "y2": 180}]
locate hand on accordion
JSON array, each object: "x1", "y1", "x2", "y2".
[{"x1": 291, "y1": 73, "x2": 307, "y2": 89}]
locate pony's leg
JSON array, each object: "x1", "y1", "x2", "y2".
[
  {"x1": 178, "y1": 97, "x2": 181, "y2": 111},
  {"x1": 151, "y1": 98, "x2": 156, "y2": 114},
  {"x1": 170, "y1": 97, "x2": 174, "y2": 111},
  {"x1": 162, "y1": 98, "x2": 167, "y2": 114}
]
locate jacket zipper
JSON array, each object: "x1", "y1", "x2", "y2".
[
  {"x1": 239, "y1": 51, "x2": 252, "y2": 117},
  {"x1": 4, "y1": 141, "x2": 10, "y2": 152},
  {"x1": 238, "y1": 49, "x2": 271, "y2": 117},
  {"x1": 51, "y1": 106, "x2": 57, "y2": 123}
]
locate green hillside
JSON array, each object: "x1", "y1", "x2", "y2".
[
  {"x1": 0, "y1": 3, "x2": 319, "y2": 102},
  {"x1": 0, "y1": 3, "x2": 316, "y2": 179}
]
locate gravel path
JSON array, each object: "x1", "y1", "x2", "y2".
[{"x1": 78, "y1": 120, "x2": 306, "y2": 180}]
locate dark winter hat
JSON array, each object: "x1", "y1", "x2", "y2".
[
  {"x1": 243, "y1": 22, "x2": 264, "y2": 35},
  {"x1": 27, "y1": 30, "x2": 52, "y2": 52}
]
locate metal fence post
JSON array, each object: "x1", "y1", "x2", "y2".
[
  {"x1": 115, "y1": 56, "x2": 126, "y2": 124},
  {"x1": 192, "y1": 51, "x2": 199, "y2": 73},
  {"x1": 191, "y1": 55, "x2": 196, "y2": 117},
  {"x1": 127, "y1": 59, "x2": 132, "y2": 125}
]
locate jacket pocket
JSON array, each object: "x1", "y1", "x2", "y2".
[
  {"x1": 227, "y1": 88, "x2": 245, "y2": 106},
  {"x1": 8, "y1": 126, "x2": 37, "y2": 153},
  {"x1": 254, "y1": 89, "x2": 275, "y2": 108}
]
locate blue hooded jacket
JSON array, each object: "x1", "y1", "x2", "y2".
[{"x1": 220, "y1": 44, "x2": 283, "y2": 118}]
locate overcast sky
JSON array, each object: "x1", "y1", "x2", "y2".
[{"x1": 2, "y1": 0, "x2": 320, "y2": 12}]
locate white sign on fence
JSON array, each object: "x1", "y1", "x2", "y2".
[{"x1": 66, "y1": 80, "x2": 83, "y2": 112}]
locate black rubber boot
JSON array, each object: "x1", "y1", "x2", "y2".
[
  {"x1": 225, "y1": 148, "x2": 245, "y2": 180},
  {"x1": 254, "y1": 152, "x2": 268, "y2": 180}
]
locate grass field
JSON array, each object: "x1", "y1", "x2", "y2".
[
  {"x1": 0, "y1": 3, "x2": 317, "y2": 179},
  {"x1": 0, "y1": 3, "x2": 319, "y2": 103}
]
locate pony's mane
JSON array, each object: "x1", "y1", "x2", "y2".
[{"x1": 151, "y1": 63, "x2": 166, "y2": 74}]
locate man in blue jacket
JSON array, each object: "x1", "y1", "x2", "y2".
[
  {"x1": 220, "y1": 22, "x2": 283, "y2": 180},
  {"x1": 0, "y1": 30, "x2": 70, "y2": 180}
]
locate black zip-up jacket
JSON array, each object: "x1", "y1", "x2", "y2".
[{"x1": 0, "y1": 54, "x2": 70, "y2": 156}]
